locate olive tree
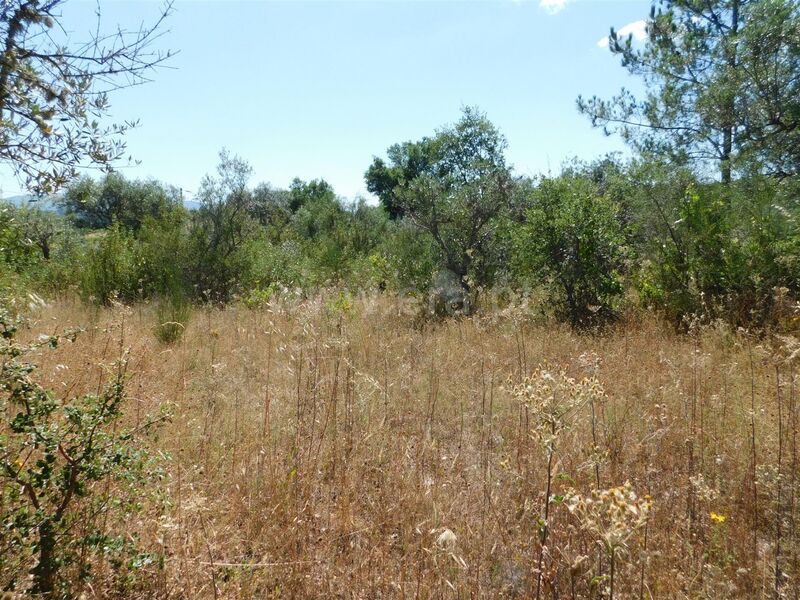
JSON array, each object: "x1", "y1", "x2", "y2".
[
  {"x1": 365, "y1": 107, "x2": 514, "y2": 301},
  {"x1": 0, "y1": 0, "x2": 173, "y2": 194}
]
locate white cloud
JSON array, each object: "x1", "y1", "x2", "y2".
[
  {"x1": 597, "y1": 20, "x2": 647, "y2": 48},
  {"x1": 539, "y1": 0, "x2": 571, "y2": 15}
]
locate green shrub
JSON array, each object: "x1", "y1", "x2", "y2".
[
  {"x1": 0, "y1": 307, "x2": 167, "y2": 596},
  {"x1": 377, "y1": 221, "x2": 437, "y2": 293},
  {"x1": 512, "y1": 175, "x2": 631, "y2": 328},
  {"x1": 78, "y1": 225, "x2": 141, "y2": 304},
  {"x1": 241, "y1": 284, "x2": 277, "y2": 309},
  {"x1": 240, "y1": 235, "x2": 306, "y2": 291},
  {"x1": 136, "y1": 212, "x2": 189, "y2": 299},
  {"x1": 637, "y1": 178, "x2": 798, "y2": 327}
]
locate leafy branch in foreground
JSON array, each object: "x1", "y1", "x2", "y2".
[{"x1": 0, "y1": 306, "x2": 168, "y2": 597}]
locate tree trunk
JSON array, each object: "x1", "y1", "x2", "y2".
[
  {"x1": 32, "y1": 519, "x2": 57, "y2": 596},
  {"x1": 721, "y1": 0, "x2": 740, "y2": 185},
  {"x1": 721, "y1": 132, "x2": 732, "y2": 185}
]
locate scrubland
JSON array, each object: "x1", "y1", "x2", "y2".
[{"x1": 11, "y1": 294, "x2": 798, "y2": 599}]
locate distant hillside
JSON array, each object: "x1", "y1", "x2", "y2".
[
  {"x1": 2, "y1": 194, "x2": 65, "y2": 215},
  {"x1": 2, "y1": 194, "x2": 201, "y2": 213}
]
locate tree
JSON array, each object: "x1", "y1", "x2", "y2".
[
  {"x1": 14, "y1": 203, "x2": 61, "y2": 259},
  {"x1": 61, "y1": 172, "x2": 183, "y2": 232},
  {"x1": 579, "y1": 0, "x2": 800, "y2": 183},
  {"x1": 249, "y1": 182, "x2": 291, "y2": 231},
  {"x1": 0, "y1": 1, "x2": 173, "y2": 194},
  {"x1": 366, "y1": 107, "x2": 514, "y2": 297},
  {"x1": 365, "y1": 140, "x2": 438, "y2": 220},
  {"x1": 513, "y1": 175, "x2": 631, "y2": 328},
  {"x1": 288, "y1": 178, "x2": 336, "y2": 213},
  {"x1": 187, "y1": 150, "x2": 258, "y2": 302}
]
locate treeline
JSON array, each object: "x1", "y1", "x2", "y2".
[
  {"x1": 2, "y1": 107, "x2": 798, "y2": 330},
  {"x1": 3, "y1": 0, "x2": 799, "y2": 331}
]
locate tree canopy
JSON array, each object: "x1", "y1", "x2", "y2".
[
  {"x1": 366, "y1": 107, "x2": 513, "y2": 294},
  {"x1": 579, "y1": 0, "x2": 800, "y2": 182}
]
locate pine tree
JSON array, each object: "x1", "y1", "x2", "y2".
[{"x1": 579, "y1": 0, "x2": 800, "y2": 182}]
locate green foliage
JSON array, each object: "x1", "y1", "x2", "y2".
[
  {"x1": 135, "y1": 212, "x2": 188, "y2": 300},
  {"x1": 79, "y1": 225, "x2": 141, "y2": 304},
  {"x1": 368, "y1": 107, "x2": 514, "y2": 298},
  {"x1": 239, "y1": 235, "x2": 306, "y2": 292},
  {"x1": 185, "y1": 150, "x2": 259, "y2": 303},
  {"x1": 45, "y1": 153, "x2": 395, "y2": 306},
  {"x1": 325, "y1": 290, "x2": 355, "y2": 319},
  {"x1": 1, "y1": 99, "x2": 795, "y2": 333},
  {"x1": 289, "y1": 187, "x2": 349, "y2": 282},
  {"x1": 637, "y1": 177, "x2": 799, "y2": 326},
  {"x1": 242, "y1": 283, "x2": 278, "y2": 309},
  {"x1": 62, "y1": 173, "x2": 184, "y2": 232},
  {"x1": 249, "y1": 183, "x2": 291, "y2": 231},
  {"x1": 29, "y1": 227, "x2": 86, "y2": 300},
  {"x1": 580, "y1": 0, "x2": 800, "y2": 181},
  {"x1": 284, "y1": 195, "x2": 389, "y2": 286},
  {"x1": 513, "y1": 175, "x2": 631, "y2": 328},
  {"x1": 0, "y1": 203, "x2": 75, "y2": 298},
  {"x1": 375, "y1": 220, "x2": 438, "y2": 293},
  {"x1": 366, "y1": 141, "x2": 437, "y2": 220},
  {"x1": 0, "y1": 203, "x2": 37, "y2": 274},
  {"x1": 0, "y1": 309, "x2": 166, "y2": 596},
  {"x1": 289, "y1": 178, "x2": 336, "y2": 213},
  {"x1": 12, "y1": 204, "x2": 63, "y2": 260}
]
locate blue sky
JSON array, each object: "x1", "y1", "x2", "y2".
[{"x1": 0, "y1": 0, "x2": 652, "y2": 200}]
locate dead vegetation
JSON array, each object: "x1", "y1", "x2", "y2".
[{"x1": 14, "y1": 295, "x2": 800, "y2": 598}]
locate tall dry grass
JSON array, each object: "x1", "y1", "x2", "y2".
[{"x1": 20, "y1": 295, "x2": 800, "y2": 598}]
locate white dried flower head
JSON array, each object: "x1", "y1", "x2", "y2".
[
  {"x1": 566, "y1": 481, "x2": 652, "y2": 556},
  {"x1": 436, "y1": 528, "x2": 457, "y2": 551},
  {"x1": 509, "y1": 366, "x2": 607, "y2": 445},
  {"x1": 689, "y1": 473, "x2": 719, "y2": 502},
  {"x1": 577, "y1": 351, "x2": 602, "y2": 374}
]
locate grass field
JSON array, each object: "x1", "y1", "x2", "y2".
[{"x1": 11, "y1": 295, "x2": 800, "y2": 598}]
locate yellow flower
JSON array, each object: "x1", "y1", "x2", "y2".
[{"x1": 710, "y1": 512, "x2": 727, "y2": 524}]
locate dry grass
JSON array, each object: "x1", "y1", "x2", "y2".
[{"x1": 20, "y1": 294, "x2": 800, "y2": 598}]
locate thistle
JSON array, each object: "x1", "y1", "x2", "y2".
[{"x1": 566, "y1": 482, "x2": 652, "y2": 600}]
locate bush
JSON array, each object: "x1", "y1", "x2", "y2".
[
  {"x1": 136, "y1": 212, "x2": 189, "y2": 299},
  {"x1": 377, "y1": 221, "x2": 438, "y2": 293},
  {"x1": 637, "y1": 178, "x2": 799, "y2": 327},
  {"x1": 78, "y1": 225, "x2": 141, "y2": 304},
  {"x1": 512, "y1": 175, "x2": 631, "y2": 328},
  {"x1": 0, "y1": 307, "x2": 166, "y2": 596},
  {"x1": 241, "y1": 235, "x2": 307, "y2": 290}
]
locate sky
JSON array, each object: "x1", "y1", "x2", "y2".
[{"x1": 0, "y1": 0, "x2": 652, "y2": 200}]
